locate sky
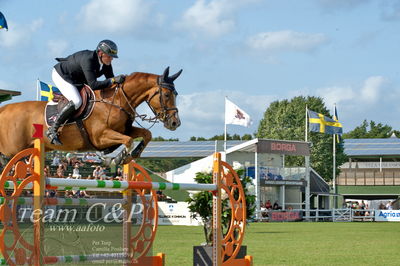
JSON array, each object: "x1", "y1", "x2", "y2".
[{"x1": 1, "y1": 0, "x2": 400, "y2": 141}]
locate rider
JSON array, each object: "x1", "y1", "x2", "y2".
[{"x1": 46, "y1": 40, "x2": 126, "y2": 145}]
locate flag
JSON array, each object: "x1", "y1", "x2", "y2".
[
  {"x1": 308, "y1": 110, "x2": 342, "y2": 135},
  {"x1": 333, "y1": 106, "x2": 342, "y2": 143},
  {"x1": 0, "y1": 12, "x2": 8, "y2": 31},
  {"x1": 225, "y1": 98, "x2": 252, "y2": 127},
  {"x1": 39, "y1": 81, "x2": 61, "y2": 101}
]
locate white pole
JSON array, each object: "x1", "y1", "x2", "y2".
[
  {"x1": 333, "y1": 134, "x2": 336, "y2": 192},
  {"x1": 224, "y1": 96, "x2": 227, "y2": 153},
  {"x1": 36, "y1": 79, "x2": 40, "y2": 101},
  {"x1": 255, "y1": 151, "x2": 260, "y2": 220},
  {"x1": 333, "y1": 103, "x2": 337, "y2": 208}
]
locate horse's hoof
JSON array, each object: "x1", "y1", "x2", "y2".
[
  {"x1": 130, "y1": 141, "x2": 145, "y2": 158},
  {"x1": 103, "y1": 157, "x2": 113, "y2": 167},
  {"x1": 122, "y1": 156, "x2": 133, "y2": 165}
]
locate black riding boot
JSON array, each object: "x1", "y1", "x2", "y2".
[{"x1": 46, "y1": 101, "x2": 76, "y2": 145}]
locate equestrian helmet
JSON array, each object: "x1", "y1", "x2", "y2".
[{"x1": 97, "y1": 40, "x2": 118, "y2": 58}]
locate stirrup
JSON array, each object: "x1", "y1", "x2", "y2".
[{"x1": 46, "y1": 128, "x2": 63, "y2": 145}]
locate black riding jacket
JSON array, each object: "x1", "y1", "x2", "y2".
[{"x1": 54, "y1": 50, "x2": 114, "y2": 90}]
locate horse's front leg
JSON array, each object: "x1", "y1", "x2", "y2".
[
  {"x1": 109, "y1": 127, "x2": 152, "y2": 166},
  {"x1": 127, "y1": 127, "x2": 152, "y2": 159}
]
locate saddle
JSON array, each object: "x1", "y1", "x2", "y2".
[
  {"x1": 45, "y1": 85, "x2": 97, "y2": 151},
  {"x1": 45, "y1": 85, "x2": 95, "y2": 127}
]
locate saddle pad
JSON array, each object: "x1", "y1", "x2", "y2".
[{"x1": 44, "y1": 98, "x2": 95, "y2": 127}]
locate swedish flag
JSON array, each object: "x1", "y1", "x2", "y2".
[
  {"x1": 0, "y1": 12, "x2": 8, "y2": 31},
  {"x1": 39, "y1": 81, "x2": 61, "y2": 101},
  {"x1": 308, "y1": 110, "x2": 343, "y2": 135}
]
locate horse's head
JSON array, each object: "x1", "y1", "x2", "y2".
[{"x1": 147, "y1": 67, "x2": 182, "y2": 131}]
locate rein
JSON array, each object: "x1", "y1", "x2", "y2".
[{"x1": 91, "y1": 77, "x2": 178, "y2": 127}]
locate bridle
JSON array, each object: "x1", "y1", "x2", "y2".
[
  {"x1": 94, "y1": 75, "x2": 178, "y2": 125},
  {"x1": 146, "y1": 76, "x2": 178, "y2": 122}
]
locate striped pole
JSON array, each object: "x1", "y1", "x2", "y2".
[
  {"x1": 3, "y1": 179, "x2": 217, "y2": 192},
  {"x1": 46, "y1": 178, "x2": 217, "y2": 192},
  {"x1": 0, "y1": 197, "x2": 125, "y2": 206}
]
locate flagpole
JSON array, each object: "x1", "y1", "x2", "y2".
[
  {"x1": 333, "y1": 104, "x2": 337, "y2": 207},
  {"x1": 36, "y1": 79, "x2": 40, "y2": 101},
  {"x1": 305, "y1": 105, "x2": 308, "y2": 142},
  {"x1": 224, "y1": 96, "x2": 227, "y2": 153},
  {"x1": 333, "y1": 134, "x2": 336, "y2": 188}
]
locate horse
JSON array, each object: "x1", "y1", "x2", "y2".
[{"x1": 0, "y1": 67, "x2": 182, "y2": 165}]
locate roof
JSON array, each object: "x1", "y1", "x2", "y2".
[
  {"x1": 343, "y1": 137, "x2": 400, "y2": 157},
  {"x1": 123, "y1": 140, "x2": 245, "y2": 158},
  {"x1": 0, "y1": 89, "x2": 21, "y2": 103},
  {"x1": 133, "y1": 138, "x2": 311, "y2": 158}
]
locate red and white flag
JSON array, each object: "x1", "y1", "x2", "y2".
[{"x1": 225, "y1": 98, "x2": 252, "y2": 127}]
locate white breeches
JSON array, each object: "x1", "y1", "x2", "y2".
[{"x1": 52, "y1": 68, "x2": 82, "y2": 109}]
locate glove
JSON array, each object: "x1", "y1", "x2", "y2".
[{"x1": 112, "y1": 75, "x2": 126, "y2": 84}]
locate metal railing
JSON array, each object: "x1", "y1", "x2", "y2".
[{"x1": 256, "y1": 208, "x2": 378, "y2": 222}]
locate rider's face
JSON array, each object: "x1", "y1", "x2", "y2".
[{"x1": 99, "y1": 51, "x2": 113, "y2": 66}]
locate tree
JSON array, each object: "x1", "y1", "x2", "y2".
[
  {"x1": 151, "y1": 136, "x2": 179, "y2": 141},
  {"x1": 343, "y1": 120, "x2": 393, "y2": 138},
  {"x1": 186, "y1": 169, "x2": 255, "y2": 245},
  {"x1": 190, "y1": 134, "x2": 255, "y2": 141},
  {"x1": 256, "y1": 96, "x2": 347, "y2": 182}
]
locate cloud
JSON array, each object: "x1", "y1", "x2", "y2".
[
  {"x1": 246, "y1": 30, "x2": 329, "y2": 53},
  {"x1": 316, "y1": 76, "x2": 387, "y2": 108},
  {"x1": 78, "y1": 0, "x2": 153, "y2": 33},
  {"x1": 177, "y1": 0, "x2": 259, "y2": 38},
  {"x1": 316, "y1": 86, "x2": 356, "y2": 108},
  {"x1": 360, "y1": 76, "x2": 386, "y2": 102},
  {"x1": 47, "y1": 40, "x2": 69, "y2": 57},
  {"x1": 0, "y1": 18, "x2": 43, "y2": 48},
  {"x1": 177, "y1": 90, "x2": 273, "y2": 123}
]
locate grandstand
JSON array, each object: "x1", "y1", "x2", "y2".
[{"x1": 338, "y1": 136, "x2": 400, "y2": 200}]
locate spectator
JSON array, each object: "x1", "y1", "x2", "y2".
[
  {"x1": 51, "y1": 155, "x2": 60, "y2": 166},
  {"x1": 65, "y1": 152, "x2": 74, "y2": 166},
  {"x1": 378, "y1": 202, "x2": 386, "y2": 210},
  {"x1": 44, "y1": 165, "x2": 52, "y2": 178},
  {"x1": 72, "y1": 163, "x2": 82, "y2": 179},
  {"x1": 56, "y1": 164, "x2": 65, "y2": 178},
  {"x1": 273, "y1": 200, "x2": 282, "y2": 210},
  {"x1": 360, "y1": 200, "x2": 366, "y2": 216},
  {"x1": 156, "y1": 190, "x2": 166, "y2": 201},
  {"x1": 265, "y1": 200, "x2": 272, "y2": 210},
  {"x1": 386, "y1": 201, "x2": 393, "y2": 210},
  {"x1": 92, "y1": 166, "x2": 103, "y2": 179},
  {"x1": 113, "y1": 168, "x2": 123, "y2": 181},
  {"x1": 77, "y1": 190, "x2": 91, "y2": 198}
]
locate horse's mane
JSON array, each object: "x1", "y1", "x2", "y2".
[{"x1": 125, "y1": 72, "x2": 157, "y2": 82}]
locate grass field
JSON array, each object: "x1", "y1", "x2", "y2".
[
  {"x1": 1, "y1": 222, "x2": 399, "y2": 265},
  {"x1": 154, "y1": 222, "x2": 400, "y2": 266}
]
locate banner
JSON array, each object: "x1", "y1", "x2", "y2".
[
  {"x1": 270, "y1": 211, "x2": 303, "y2": 222},
  {"x1": 375, "y1": 210, "x2": 400, "y2": 222},
  {"x1": 158, "y1": 202, "x2": 201, "y2": 226}
]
